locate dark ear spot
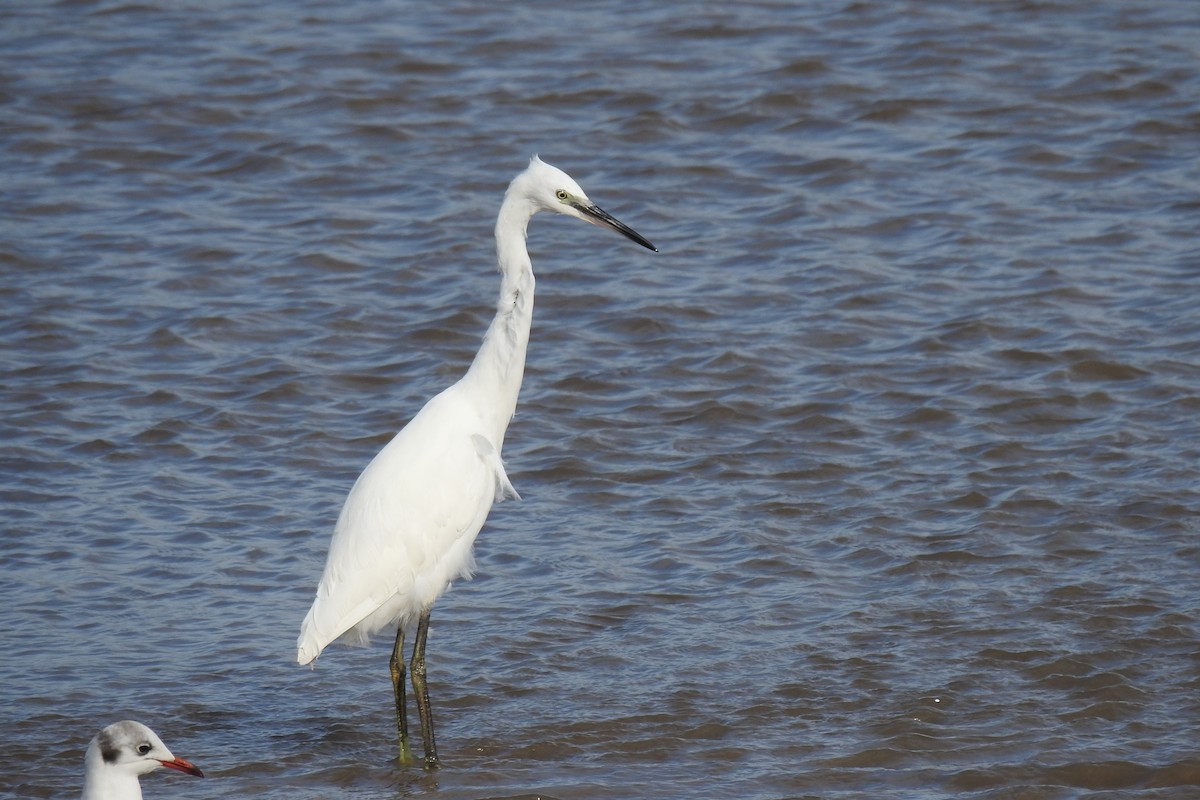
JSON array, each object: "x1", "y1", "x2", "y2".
[{"x1": 97, "y1": 730, "x2": 120, "y2": 764}]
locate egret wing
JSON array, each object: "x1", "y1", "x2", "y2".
[{"x1": 297, "y1": 390, "x2": 508, "y2": 663}]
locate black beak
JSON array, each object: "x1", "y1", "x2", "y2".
[{"x1": 576, "y1": 203, "x2": 658, "y2": 252}]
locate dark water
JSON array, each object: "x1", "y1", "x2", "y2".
[{"x1": 2, "y1": 1, "x2": 1198, "y2": 798}]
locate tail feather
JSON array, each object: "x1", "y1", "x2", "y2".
[{"x1": 297, "y1": 610, "x2": 324, "y2": 665}]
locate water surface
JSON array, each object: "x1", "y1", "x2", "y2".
[{"x1": 2, "y1": 1, "x2": 1198, "y2": 798}]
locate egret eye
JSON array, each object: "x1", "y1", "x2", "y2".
[
  {"x1": 555, "y1": 190, "x2": 569, "y2": 201},
  {"x1": 137, "y1": 743, "x2": 152, "y2": 755}
]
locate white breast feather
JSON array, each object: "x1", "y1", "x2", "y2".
[{"x1": 297, "y1": 386, "x2": 518, "y2": 664}]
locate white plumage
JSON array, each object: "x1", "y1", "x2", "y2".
[
  {"x1": 81, "y1": 720, "x2": 203, "y2": 800},
  {"x1": 297, "y1": 387, "x2": 517, "y2": 659},
  {"x1": 296, "y1": 156, "x2": 656, "y2": 768}
]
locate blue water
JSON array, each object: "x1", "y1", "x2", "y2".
[{"x1": 2, "y1": 1, "x2": 1198, "y2": 798}]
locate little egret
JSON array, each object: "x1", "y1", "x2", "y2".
[
  {"x1": 297, "y1": 156, "x2": 656, "y2": 768},
  {"x1": 81, "y1": 720, "x2": 203, "y2": 800}
]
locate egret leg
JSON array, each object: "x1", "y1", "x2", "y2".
[
  {"x1": 389, "y1": 627, "x2": 414, "y2": 764},
  {"x1": 410, "y1": 610, "x2": 440, "y2": 769}
]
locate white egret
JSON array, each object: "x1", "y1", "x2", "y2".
[
  {"x1": 81, "y1": 720, "x2": 204, "y2": 800},
  {"x1": 297, "y1": 155, "x2": 656, "y2": 768}
]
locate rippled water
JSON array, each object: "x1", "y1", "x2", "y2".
[{"x1": 3, "y1": 1, "x2": 1199, "y2": 798}]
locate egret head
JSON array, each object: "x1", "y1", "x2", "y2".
[{"x1": 515, "y1": 155, "x2": 657, "y2": 252}]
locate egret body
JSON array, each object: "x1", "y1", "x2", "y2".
[
  {"x1": 297, "y1": 156, "x2": 656, "y2": 768},
  {"x1": 81, "y1": 720, "x2": 203, "y2": 800}
]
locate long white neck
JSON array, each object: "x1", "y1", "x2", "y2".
[
  {"x1": 81, "y1": 755, "x2": 142, "y2": 800},
  {"x1": 461, "y1": 187, "x2": 538, "y2": 446}
]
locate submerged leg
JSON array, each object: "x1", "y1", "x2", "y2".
[
  {"x1": 410, "y1": 609, "x2": 440, "y2": 769},
  {"x1": 389, "y1": 626, "x2": 414, "y2": 763}
]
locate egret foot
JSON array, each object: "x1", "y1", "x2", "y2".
[{"x1": 396, "y1": 737, "x2": 419, "y2": 767}]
